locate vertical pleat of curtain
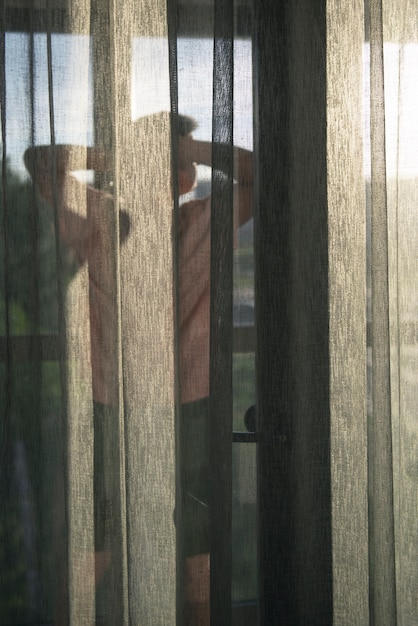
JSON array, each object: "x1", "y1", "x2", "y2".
[
  {"x1": 327, "y1": 2, "x2": 369, "y2": 623},
  {"x1": 113, "y1": 5, "x2": 175, "y2": 625},
  {"x1": 369, "y1": 2, "x2": 418, "y2": 624},
  {"x1": 368, "y1": 1, "x2": 397, "y2": 623},
  {"x1": 328, "y1": 1, "x2": 417, "y2": 623},
  {"x1": 209, "y1": 1, "x2": 233, "y2": 623}
]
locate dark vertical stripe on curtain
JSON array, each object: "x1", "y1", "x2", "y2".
[
  {"x1": 254, "y1": 0, "x2": 332, "y2": 623},
  {"x1": 45, "y1": 7, "x2": 69, "y2": 420},
  {"x1": 27, "y1": 30, "x2": 43, "y2": 519},
  {"x1": 28, "y1": 25, "x2": 40, "y2": 347},
  {"x1": 23, "y1": 28, "x2": 43, "y2": 621},
  {"x1": 254, "y1": 0, "x2": 293, "y2": 621},
  {"x1": 0, "y1": 21, "x2": 13, "y2": 502},
  {"x1": 45, "y1": 8, "x2": 71, "y2": 623},
  {"x1": 210, "y1": 0, "x2": 234, "y2": 623},
  {"x1": 368, "y1": 0, "x2": 397, "y2": 623},
  {"x1": 166, "y1": 1, "x2": 184, "y2": 622},
  {"x1": 90, "y1": 4, "x2": 126, "y2": 622}
]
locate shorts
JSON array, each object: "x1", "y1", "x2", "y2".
[
  {"x1": 180, "y1": 397, "x2": 210, "y2": 557},
  {"x1": 93, "y1": 402, "x2": 117, "y2": 552}
]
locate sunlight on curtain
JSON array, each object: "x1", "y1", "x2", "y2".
[
  {"x1": 113, "y1": 3, "x2": 175, "y2": 624},
  {"x1": 380, "y1": 3, "x2": 418, "y2": 623},
  {"x1": 366, "y1": 1, "x2": 418, "y2": 624},
  {"x1": 322, "y1": 1, "x2": 417, "y2": 624},
  {"x1": 327, "y1": 3, "x2": 369, "y2": 623}
]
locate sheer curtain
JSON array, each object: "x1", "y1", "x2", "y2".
[
  {"x1": 0, "y1": 1, "x2": 416, "y2": 626},
  {"x1": 1, "y1": 2, "x2": 175, "y2": 624}
]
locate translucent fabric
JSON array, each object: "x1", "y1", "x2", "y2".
[
  {"x1": 0, "y1": 1, "x2": 416, "y2": 625},
  {"x1": 1, "y1": 3, "x2": 175, "y2": 624}
]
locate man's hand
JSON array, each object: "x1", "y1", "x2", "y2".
[
  {"x1": 178, "y1": 134, "x2": 198, "y2": 195},
  {"x1": 177, "y1": 134, "x2": 253, "y2": 225}
]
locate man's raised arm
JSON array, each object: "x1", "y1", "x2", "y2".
[
  {"x1": 180, "y1": 136, "x2": 253, "y2": 227},
  {"x1": 24, "y1": 144, "x2": 109, "y2": 205}
]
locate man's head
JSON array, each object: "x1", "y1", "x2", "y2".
[
  {"x1": 177, "y1": 114, "x2": 198, "y2": 138},
  {"x1": 133, "y1": 112, "x2": 198, "y2": 196}
]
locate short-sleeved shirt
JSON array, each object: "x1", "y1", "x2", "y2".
[
  {"x1": 178, "y1": 195, "x2": 212, "y2": 405},
  {"x1": 63, "y1": 188, "x2": 213, "y2": 407}
]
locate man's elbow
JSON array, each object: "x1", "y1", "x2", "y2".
[{"x1": 23, "y1": 147, "x2": 35, "y2": 176}]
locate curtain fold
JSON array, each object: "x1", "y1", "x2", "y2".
[
  {"x1": 209, "y1": 0, "x2": 234, "y2": 621},
  {"x1": 368, "y1": 1, "x2": 397, "y2": 623},
  {"x1": 378, "y1": 2, "x2": 418, "y2": 624},
  {"x1": 108, "y1": 2, "x2": 176, "y2": 624},
  {"x1": 327, "y1": 1, "x2": 369, "y2": 623}
]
